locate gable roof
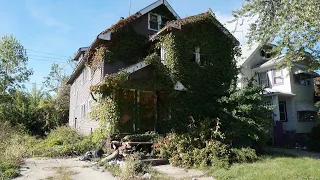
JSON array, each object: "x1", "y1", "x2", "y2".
[
  {"x1": 67, "y1": 0, "x2": 179, "y2": 84},
  {"x1": 149, "y1": 8, "x2": 239, "y2": 45},
  {"x1": 237, "y1": 43, "x2": 276, "y2": 67}
]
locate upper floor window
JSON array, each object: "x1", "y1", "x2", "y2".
[
  {"x1": 148, "y1": 13, "x2": 161, "y2": 31},
  {"x1": 279, "y1": 101, "x2": 287, "y2": 121},
  {"x1": 260, "y1": 50, "x2": 271, "y2": 58},
  {"x1": 160, "y1": 44, "x2": 166, "y2": 63},
  {"x1": 258, "y1": 71, "x2": 269, "y2": 87},
  {"x1": 298, "y1": 111, "x2": 317, "y2": 122},
  {"x1": 273, "y1": 69, "x2": 283, "y2": 85},
  {"x1": 82, "y1": 68, "x2": 87, "y2": 84},
  {"x1": 194, "y1": 46, "x2": 201, "y2": 64},
  {"x1": 294, "y1": 73, "x2": 311, "y2": 86},
  {"x1": 80, "y1": 103, "x2": 86, "y2": 120}
]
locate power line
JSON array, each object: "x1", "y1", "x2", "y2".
[
  {"x1": 28, "y1": 55, "x2": 69, "y2": 61},
  {"x1": 27, "y1": 58, "x2": 68, "y2": 64},
  {"x1": 26, "y1": 48, "x2": 71, "y2": 58}
]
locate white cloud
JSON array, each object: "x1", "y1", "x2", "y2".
[
  {"x1": 214, "y1": 11, "x2": 255, "y2": 45},
  {"x1": 25, "y1": 0, "x2": 70, "y2": 32}
]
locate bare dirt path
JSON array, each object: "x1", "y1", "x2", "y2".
[{"x1": 14, "y1": 158, "x2": 117, "y2": 180}]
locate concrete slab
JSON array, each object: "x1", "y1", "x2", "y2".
[
  {"x1": 153, "y1": 165, "x2": 214, "y2": 180},
  {"x1": 14, "y1": 158, "x2": 117, "y2": 180}
]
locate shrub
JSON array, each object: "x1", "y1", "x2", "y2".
[
  {"x1": 230, "y1": 148, "x2": 258, "y2": 163},
  {"x1": 153, "y1": 118, "x2": 259, "y2": 168},
  {"x1": 120, "y1": 153, "x2": 151, "y2": 180},
  {"x1": 308, "y1": 124, "x2": 320, "y2": 152},
  {"x1": 29, "y1": 126, "x2": 95, "y2": 157},
  {"x1": 122, "y1": 132, "x2": 159, "y2": 142},
  {"x1": 0, "y1": 122, "x2": 35, "y2": 179}
]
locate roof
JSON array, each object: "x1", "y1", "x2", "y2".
[
  {"x1": 149, "y1": 9, "x2": 239, "y2": 45},
  {"x1": 262, "y1": 88, "x2": 296, "y2": 97},
  {"x1": 237, "y1": 43, "x2": 276, "y2": 67},
  {"x1": 253, "y1": 54, "x2": 286, "y2": 69},
  {"x1": 73, "y1": 47, "x2": 88, "y2": 61},
  {"x1": 67, "y1": 0, "x2": 179, "y2": 84}
]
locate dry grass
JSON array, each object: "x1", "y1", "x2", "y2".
[{"x1": 46, "y1": 166, "x2": 77, "y2": 180}]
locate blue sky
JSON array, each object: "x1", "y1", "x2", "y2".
[{"x1": 0, "y1": 0, "x2": 246, "y2": 90}]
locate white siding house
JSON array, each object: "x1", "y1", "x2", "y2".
[
  {"x1": 237, "y1": 43, "x2": 319, "y2": 143},
  {"x1": 68, "y1": 47, "x2": 102, "y2": 135}
]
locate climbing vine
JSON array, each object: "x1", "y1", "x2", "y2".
[
  {"x1": 88, "y1": 26, "x2": 148, "y2": 70},
  {"x1": 90, "y1": 11, "x2": 241, "y2": 135}
]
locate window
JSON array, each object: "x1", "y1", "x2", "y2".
[
  {"x1": 294, "y1": 73, "x2": 311, "y2": 86},
  {"x1": 148, "y1": 13, "x2": 161, "y2": 31},
  {"x1": 80, "y1": 104, "x2": 86, "y2": 120},
  {"x1": 83, "y1": 68, "x2": 87, "y2": 84},
  {"x1": 258, "y1": 71, "x2": 269, "y2": 87},
  {"x1": 160, "y1": 44, "x2": 165, "y2": 63},
  {"x1": 194, "y1": 46, "x2": 201, "y2": 64},
  {"x1": 273, "y1": 69, "x2": 283, "y2": 85},
  {"x1": 87, "y1": 67, "x2": 92, "y2": 80},
  {"x1": 279, "y1": 101, "x2": 287, "y2": 121},
  {"x1": 298, "y1": 111, "x2": 317, "y2": 122},
  {"x1": 88, "y1": 99, "x2": 93, "y2": 113},
  {"x1": 73, "y1": 83, "x2": 76, "y2": 96}
]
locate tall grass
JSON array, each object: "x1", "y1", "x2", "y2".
[{"x1": 0, "y1": 122, "x2": 36, "y2": 179}]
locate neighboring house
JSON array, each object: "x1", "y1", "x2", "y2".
[
  {"x1": 237, "y1": 43, "x2": 319, "y2": 146},
  {"x1": 67, "y1": 0, "x2": 238, "y2": 135}
]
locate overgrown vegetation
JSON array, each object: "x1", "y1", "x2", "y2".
[
  {"x1": 307, "y1": 124, "x2": 320, "y2": 152},
  {"x1": 0, "y1": 122, "x2": 35, "y2": 179},
  {"x1": 29, "y1": 126, "x2": 106, "y2": 158}
]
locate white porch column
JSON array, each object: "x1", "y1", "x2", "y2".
[{"x1": 272, "y1": 95, "x2": 280, "y2": 121}]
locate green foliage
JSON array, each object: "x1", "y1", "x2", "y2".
[
  {"x1": 232, "y1": 0, "x2": 320, "y2": 69},
  {"x1": 122, "y1": 132, "x2": 159, "y2": 142},
  {"x1": 307, "y1": 124, "x2": 320, "y2": 152},
  {"x1": 0, "y1": 122, "x2": 35, "y2": 179},
  {"x1": 230, "y1": 148, "x2": 258, "y2": 164},
  {"x1": 89, "y1": 97, "x2": 120, "y2": 134},
  {"x1": 0, "y1": 34, "x2": 33, "y2": 95},
  {"x1": 157, "y1": 13, "x2": 240, "y2": 132},
  {"x1": 29, "y1": 126, "x2": 94, "y2": 157},
  {"x1": 154, "y1": 119, "x2": 232, "y2": 168},
  {"x1": 219, "y1": 81, "x2": 273, "y2": 151},
  {"x1": 89, "y1": 26, "x2": 147, "y2": 70},
  {"x1": 120, "y1": 153, "x2": 152, "y2": 180}
]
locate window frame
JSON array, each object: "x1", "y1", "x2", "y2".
[
  {"x1": 297, "y1": 111, "x2": 317, "y2": 122},
  {"x1": 272, "y1": 69, "x2": 283, "y2": 85},
  {"x1": 80, "y1": 103, "x2": 86, "y2": 120},
  {"x1": 294, "y1": 73, "x2": 312, "y2": 86},
  {"x1": 160, "y1": 44, "x2": 166, "y2": 63},
  {"x1": 148, "y1": 13, "x2": 161, "y2": 31},
  {"x1": 194, "y1": 46, "x2": 201, "y2": 65},
  {"x1": 258, "y1": 71, "x2": 269, "y2": 87},
  {"x1": 279, "y1": 101, "x2": 287, "y2": 122}
]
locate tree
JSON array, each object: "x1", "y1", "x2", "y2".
[
  {"x1": 42, "y1": 63, "x2": 68, "y2": 93},
  {"x1": 42, "y1": 63, "x2": 70, "y2": 127},
  {"x1": 0, "y1": 34, "x2": 33, "y2": 95},
  {"x1": 233, "y1": 0, "x2": 320, "y2": 69}
]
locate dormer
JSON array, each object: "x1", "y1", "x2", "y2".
[{"x1": 73, "y1": 47, "x2": 88, "y2": 63}]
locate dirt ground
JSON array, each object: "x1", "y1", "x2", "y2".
[{"x1": 14, "y1": 158, "x2": 117, "y2": 180}]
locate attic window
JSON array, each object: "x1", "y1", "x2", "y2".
[
  {"x1": 149, "y1": 13, "x2": 161, "y2": 31},
  {"x1": 194, "y1": 46, "x2": 201, "y2": 64},
  {"x1": 160, "y1": 44, "x2": 166, "y2": 64},
  {"x1": 260, "y1": 50, "x2": 271, "y2": 58}
]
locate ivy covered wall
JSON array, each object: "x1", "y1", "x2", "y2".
[{"x1": 156, "y1": 13, "x2": 240, "y2": 132}]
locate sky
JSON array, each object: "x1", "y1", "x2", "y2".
[{"x1": 0, "y1": 0, "x2": 249, "y2": 90}]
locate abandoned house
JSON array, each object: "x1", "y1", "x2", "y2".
[{"x1": 67, "y1": 0, "x2": 239, "y2": 135}]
